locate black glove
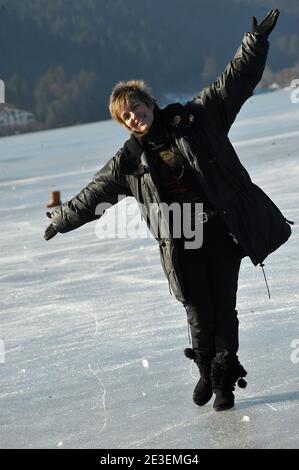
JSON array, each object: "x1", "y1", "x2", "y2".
[
  {"x1": 251, "y1": 9, "x2": 280, "y2": 38},
  {"x1": 44, "y1": 212, "x2": 58, "y2": 241}
]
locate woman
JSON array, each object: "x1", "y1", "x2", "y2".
[{"x1": 44, "y1": 9, "x2": 292, "y2": 411}]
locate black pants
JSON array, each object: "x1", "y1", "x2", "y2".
[{"x1": 177, "y1": 214, "x2": 245, "y2": 356}]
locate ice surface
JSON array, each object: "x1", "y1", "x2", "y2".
[{"x1": 0, "y1": 89, "x2": 298, "y2": 449}]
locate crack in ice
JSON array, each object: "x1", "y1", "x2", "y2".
[{"x1": 88, "y1": 364, "x2": 107, "y2": 436}]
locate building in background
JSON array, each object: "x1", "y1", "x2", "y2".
[{"x1": 0, "y1": 105, "x2": 36, "y2": 136}]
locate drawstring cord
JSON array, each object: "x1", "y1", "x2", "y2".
[
  {"x1": 256, "y1": 217, "x2": 295, "y2": 299},
  {"x1": 259, "y1": 263, "x2": 271, "y2": 299}
]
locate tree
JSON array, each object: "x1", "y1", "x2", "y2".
[
  {"x1": 34, "y1": 66, "x2": 98, "y2": 127},
  {"x1": 201, "y1": 56, "x2": 217, "y2": 83}
]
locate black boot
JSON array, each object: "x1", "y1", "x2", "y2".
[
  {"x1": 184, "y1": 348, "x2": 213, "y2": 406},
  {"x1": 211, "y1": 351, "x2": 247, "y2": 412}
]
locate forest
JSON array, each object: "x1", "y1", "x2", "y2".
[{"x1": 1, "y1": 0, "x2": 298, "y2": 131}]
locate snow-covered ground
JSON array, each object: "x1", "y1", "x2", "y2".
[{"x1": 0, "y1": 89, "x2": 298, "y2": 449}]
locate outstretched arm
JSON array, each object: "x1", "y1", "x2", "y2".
[
  {"x1": 191, "y1": 9, "x2": 279, "y2": 134},
  {"x1": 44, "y1": 151, "x2": 132, "y2": 239}
]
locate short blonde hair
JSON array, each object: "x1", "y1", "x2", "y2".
[{"x1": 109, "y1": 80, "x2": 156, "y2": 124}]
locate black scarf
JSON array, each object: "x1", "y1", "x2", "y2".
[{"x1": 121, "y1": 102, "x2": 195, "y2": 174}]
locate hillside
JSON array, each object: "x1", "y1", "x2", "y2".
[{"x1": 0, "y1": 0, "x2": 298, "y2": 131}]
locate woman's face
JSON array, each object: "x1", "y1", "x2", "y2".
[{"x1": 120, "y1": 99, "x2": 154, "y2": 133}]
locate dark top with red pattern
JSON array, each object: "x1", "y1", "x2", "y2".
[{"x1": 136, "y1": 106, "x2": 214, "y2": 210}]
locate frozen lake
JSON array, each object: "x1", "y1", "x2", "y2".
[{"x1": 0, "y1": 88, "x2": 298, "y2": 449}]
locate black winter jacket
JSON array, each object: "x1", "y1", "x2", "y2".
[{"x1": 50, "y1": 32, "x2": 292, "y2": 304}]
